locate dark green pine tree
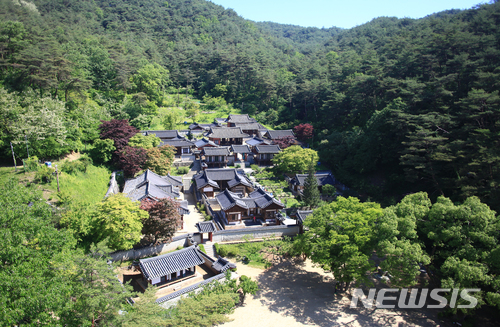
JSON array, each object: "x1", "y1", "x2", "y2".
[{"x1": 303, "y1": 158, "x2": 321, "y2": 208}]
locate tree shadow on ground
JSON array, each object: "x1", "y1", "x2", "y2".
[{"x1": 255, "y1": 260, "x2": 452, "y2": 327}]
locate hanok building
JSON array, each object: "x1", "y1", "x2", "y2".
[
  {"x1": 245, "y1": 136, "x2": 271, "y2": 151},
  {"x1": 231, "y1": 145, "x2": 252, "y2": 162},
  {"x1": 225, "y1": 114, "x2": 257, "y2": 127},
  {"x1": 160, "y1": 137, "x2": 195, "y2": 155},
  {"x1": 143, "y1": 130, "x2": 181, "y2": 141},
  {"x1": 194, "y1": 168, "x2": 254, "y2": 199},
  {"x1": 215, "y1": 188, "x2": 285, "y2": 227},
  {"x1": 295, "y1": 210, "x2": 313, "y2": 233},
  {"x1": 123, "y1": 169, "x2": 189, "y2": 219},
  {"x1": 139, "y1": 246, "x2": 204, "y2": 288},
  {"x1": 232, "y1": 122, "x2": 268, "y2": 136},
  {"x1": 263, "y1": 130, "x2": 299, "y2": 145},
  {"x1": 207, "y1": 127, "x2": 249, "y2": 146},
  {"x1": 195, "y1": 221, "x2": 218, "y2": 242},
  {"x1": 253, "y1": 144, "x2": 281, "y2": 166},
  {"x1": 202, "y1": 146, "x2": 231, "y2": 168},
  {"x1": 194, "y1": 138, "x2": 218, "y2": 151},
  {"x1": 289, "y1": 171, "x2": 337, "y2": 197}
]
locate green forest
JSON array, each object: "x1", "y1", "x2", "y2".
[
  {"x1": 1, "y1": 0, "x2": 500, "y2": 325},
  {"x1": 1, "y1": 0, "x2": 500, "y2": 211}
]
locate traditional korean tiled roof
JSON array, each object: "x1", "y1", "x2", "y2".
[
  {"x1": 216, "y1": 189, "x2": 284, "y2": 211},
  {"x1": 156, "y1": 273, "x2": 226, "y2": 304},
  {"x1": 139, "y1": 246, "x2": 204, "y2": 281},
  {"x1": 226, "y1": 114, "x2": 256, "y2": 124},
  {"x1": 194, "y1": 138, "x2": 218, "y2": 148},
  {"x1": 255, "y1": 144, "x2": 281, "y2": 154},
  {"x1": 143, "y1": 130, "x2": 180, "y2": 139},
  {"x1": 179, "y1": 200, "x2": 190, "y2": 215},
  {"x1": 160, "y1": 137, "x2": 195, "y2": 148},
  {"x1": 296, "y1": 210, "x2": 313, "y2": 225},
  {"x1": 266, "y1": 130, "x2": 295, "y2": 140},
  {"x1": 231, "y1": 145, "x2": 252, "y2": 154},
  {"x1": 196, "y1": 221, "x2": 217, "y2": 233},
  {"x1": 233, "y1": 122, "x2": 267, "y2": 131},
  {"x1": 292, "y1": 172, "x2": 336, "y2": 187},
  {"x1": 164, "y1": 174, "x2": 183, "y2": 187},
  {"x1": 203, "y1": 146, "x2": 231, "y2": 156},
  {"x1": 189, "y1": 123, "x2": 218, "y2": 131},
  {"x1": 212, "y1": 257, "x2": 236, "y2": 272},
  {"x1": 245, "y1": 137, "x2": 271, "y2": 147},
  {"x1": 123, "y1": 170, "x2": 180, "y2": 201},
  {"x1": 194, "y1": 168, "x2": 253, "y2": 190},
  {"x1": 208, "y1": 127, "x2": 249, "y2": 139}
]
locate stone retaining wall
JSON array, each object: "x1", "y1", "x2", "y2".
[
  {"x1": 110, "y1": 234, "x2": 190, "y2": 261},
  {"x1": 212, "y1": 225, "x2": 299, "y2": 243}
]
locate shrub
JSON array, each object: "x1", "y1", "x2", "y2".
[
  {"x1": 61, "y1": 160, "x2": 84, "y2": 175},
  {"x1": 23, "y1": 156, "x2": 40, "y2": 172},
  {"x1": 217, "y1": 244, "x2": 240, "y2": 258},
  {"x1": 286, "y1": 198, "x2": 300, "y2": 208},
  {"x1": 177, "y1": 166, "x2": 189, "y2": 174},
  {"x1": 35, "y1": 165, "x2": 55, "y2": 183}
]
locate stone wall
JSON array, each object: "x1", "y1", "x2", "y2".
[
  {"x1": 104, "y1": 171, "x2": 120, "y2": 198},
  {"x1": 212, "y1": 225, "x2": 299, "y2": 243},
  {"x1": 109, "y1": 234, "x2": 190, "y2": 262}
]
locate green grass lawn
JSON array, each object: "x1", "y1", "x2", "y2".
[{"x1": 47, "y1": 164, "x2": 112, "y2": 204}]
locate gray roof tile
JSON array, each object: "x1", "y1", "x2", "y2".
[
  {"x1": 143, "y1": 130, "x2": 180, "y2": 139},
  {"x1": 293, "y1": 172, "x2": 336, "y2": 187},
  {"x1": 196, "y1": 221, "x2": 217, "y2": 233},
  {"x1": 255, "y1": 145, "x2": 281, "y2": 154},
  {"x1": 215, "y1": 189, "x2": 284, "y2": 211},
  {"x1": 208, "y1": 127, "x2": 249, "y2": 139},
  {"x1": 296, "y1": 210, "x2": 313, "y2": 224},
  {"x1": 194, "y1": 168, "x2": 252, "y2": 190},
  {"x1": 231, "y1": 145, "x2": 252, "y2": 154},
  {"x1": 203, "y1": 147, "x2": 231, "y2": 156},
  {"x1": 226, "y1": 114, "x2": 256, "y2": 123},
  {"x1": 212, "y1": 257, "x2": 236, "y2": 272},
  {"x1": 266, "y1": 130, "x2": 295, "y2": 139},
  {"x1": 139, "y1": 246, "x2": 204, "y2": 281}
]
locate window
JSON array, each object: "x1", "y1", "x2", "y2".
[
  {"x1": 266, "y1": 210, "x2": 276, "y2": 218},
  {"x1": 214, "y1": 140, "x2": 220, "y2": 145}
]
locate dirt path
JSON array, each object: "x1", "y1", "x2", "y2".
[{"x1": 223, "y1": 260, "x2": 451, "y2": 327}]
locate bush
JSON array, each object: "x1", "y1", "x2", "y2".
[
  {"x1": 61, "y1": 156, "x2": 93, "y2": 175},
  {"x1": 177, "y1": 166, "x2": 189, "y2": 174},
  {"x1": 35, "y1": 165, "x2": 55, "y2": 183},
  {"x1": 217, "y1": 244, "x2": 241, "y2": 258},
  {"x1": 23, "y1": 156, "x2": 40, "y2": 172},
  {"x1": 286, "y1": 198, "x2": 300, "y2": 208}
]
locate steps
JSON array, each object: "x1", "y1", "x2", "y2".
[{"x1": 203, "y1": 241, "x2": 216, "y2": 259}]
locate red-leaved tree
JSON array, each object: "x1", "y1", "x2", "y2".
[
  {"x1": 140, "y1": 198, "x2": 182, "y2": 244},
  {"x1": 273, "y1": 135, "x2": 295, "y2": 149},
  {"x1": 98, "y1": 119, "x2": 139, "y2": 153},
  {"x1": 116, "y1": 146, "x2": 147, "y2": 177},
  {"x1": 294, "y1": 123, "x2": 314, "y2": 141}
]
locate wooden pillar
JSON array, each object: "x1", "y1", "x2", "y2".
[{"x1": 209, "y1": 232, "x2": 213, "y2": 242}]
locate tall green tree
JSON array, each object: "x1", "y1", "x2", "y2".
[
  {"x1": 294, "y1": 196, "x2": 383, "y2": 291},
  {"x1": 272, "y1": 145, "x2": 318, "y2": 174},
  {"x1": 302, "y1": 158, "x2": 320, "y2": 208},
  {"x1": 93, "y1": 193, "x2": 148, "y2": 251}
]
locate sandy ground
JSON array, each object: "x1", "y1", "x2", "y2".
[
  {"x1": 175, "y1": 192, "x2": 205, "y2": 235},
  {"x1": 223, "y1": 260, "x2": 451, "y2": 327}
]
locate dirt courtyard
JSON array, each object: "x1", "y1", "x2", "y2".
[{"x1": 223, "y1": 260, "x2": 452, "y2": 327}]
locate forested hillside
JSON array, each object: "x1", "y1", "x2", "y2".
[{"x1": 1, "y1": 0, "x2": 499, "y2": 211}]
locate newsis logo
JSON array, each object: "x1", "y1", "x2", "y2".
[{"x1": 350, "y1": 288, "x2": 480, "y2": 309}]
